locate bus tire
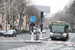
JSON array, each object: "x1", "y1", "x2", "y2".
[
  {"x1": 5, "y1": 35, "x2": 7, "y2": 37},
  {"x1": 51, "y1": 38, "x2": 54, "y2": 40},
  {"x1": 67, "y1": 36, "x2": 68, "y2": 39},
  {"x1": 63, "y1": 38, "x2": 67, "y2": 41},
  {"x1": 66, "y1": 36, "x2": 69, "y2": 39}
]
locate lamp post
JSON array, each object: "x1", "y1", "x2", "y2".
[{"x1": 40, "y1": 12, "x2": 43, "y2": 39}]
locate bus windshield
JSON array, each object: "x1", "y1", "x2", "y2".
[{"x1": 52, "y1": 25, "x2": 65, "y2": 33}]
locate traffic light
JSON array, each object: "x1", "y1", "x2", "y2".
[
  {"x1": 30, "y1": 23, "x2": 35, "y2": 26},
  {"x1": 40, "y1": 24, "x2": 43, "y2": 27},
  {"x1": 41, "y1": 12, "x2": 43, "y2": 18},
  {"x1": 40, "y1": 24, "x2": 43, "y2": 31},
  {"x1": 41, "y1": 27, "x2": 43, "y2": 31}
]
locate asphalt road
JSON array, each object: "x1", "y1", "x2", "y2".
[
  {"x1": 0, "y1": 29, "x2": 75, "y2": 50},
  {"x1": 0, "y1": 29, "x2": 49, "y2": 50}
]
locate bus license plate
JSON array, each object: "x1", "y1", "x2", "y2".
[{"x1": 56, "y1": 37, "x2": 60, "y2": 39}]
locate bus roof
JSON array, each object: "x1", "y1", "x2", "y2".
[
  {"x1": 50, "y1": 21, "x2": 68, "y2": 25},
  {"x1": 54, "y1": 21, "x2": 67, "y2": 23},
  {"x1": 50, "y1": 21, "x2": 67, "y2": 24}
]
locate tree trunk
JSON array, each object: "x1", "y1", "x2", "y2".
[{"x1": 18, "y1": 14, "x2": 21, "y2": 31}]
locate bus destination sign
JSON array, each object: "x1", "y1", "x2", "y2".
[{"x1": 52, "y1": 22, "x2": 65, "y2": 25}]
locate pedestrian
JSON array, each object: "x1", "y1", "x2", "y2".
[{"x1": 36, "y1": 32, "x2": 39, "y2": 41}]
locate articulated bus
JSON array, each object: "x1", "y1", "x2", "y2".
[{"x1": 49, "y1": 21, "x2": 69, "y2": 40}]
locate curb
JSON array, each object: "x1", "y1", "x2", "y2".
[
  {"x1": 24, "y1": 37, "x2": 50, "y2": 43},
  {"x1": 39, "y1": 36, "x2": 50, "y2": 40},
  {"x1": 24, "y1": 40, "x2": 42, "y2": 43}
]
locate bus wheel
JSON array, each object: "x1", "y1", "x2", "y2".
[
  {"x1": 63, "y1": 39, "x2": 67, "y2": 41},
  {"x1": 51, "y1": 38, "x2": 54, "y2": 40},
  {"x1": 5, "y1": 35, "x2": 7, "y2": 37},
  {"x1": 67, "y1": 36, "x2": 69, "y2": 39}
]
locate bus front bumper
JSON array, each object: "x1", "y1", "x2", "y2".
[{"x1": 50, "y1": 35, "x2": 68, "y2": 39}]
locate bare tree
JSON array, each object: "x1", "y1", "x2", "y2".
[{"x1": 0, "y1": 0, "x2": 42, "y2": 31}]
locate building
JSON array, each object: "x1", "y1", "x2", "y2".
[
  {"x1": 0, "y1": 0, "x2": 10, "y2": 30},
  {"x1": 0, "y1": 0, "x2": 28, "y2": 31}
]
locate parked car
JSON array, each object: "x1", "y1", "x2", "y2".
[
  {"x1": 42, "y1": 29, "x2": 46, "y2": 33},
  {"x1": 4, "y1": 30, "x2": 17, "y2": 37},
  {"x1": 30, "y1": 28, "x2": 39, "y2": 34},
  {"x1": 0, "y1": 30, "x2": 6, "y2": 36},
  {"x1": 37, "y1": 28, "x2": 46, "y2": 33}
]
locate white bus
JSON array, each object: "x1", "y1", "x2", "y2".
[{"x1": 49, "y1": 21, "x2": 69, "y2": 40}]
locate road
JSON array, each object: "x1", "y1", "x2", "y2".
[
  {"x1": 0, "y1": 29, "x2": 75, "y2": 50},
  {"x1": 0, "y1": 29, "x2": 49, "y2": 50}
]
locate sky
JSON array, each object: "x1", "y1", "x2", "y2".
[{"x1": 32, "y1": 0, "x2": 70, "y2": 14}]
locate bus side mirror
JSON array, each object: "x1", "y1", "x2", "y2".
[
  {"x1": 49, "y1": 25, "x2": 51, "y2": 28},
  {"x1": 49, "y1": 25, "x2": 52, "y2": 32},
  {"x1": 49, "y1": 25, "x2": 50, "y2": 28},
  {"x1": 66, "y1": 25, "x2": 69, "y2": 28}
]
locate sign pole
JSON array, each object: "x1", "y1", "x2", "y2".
[
  {"x1": 40, "y1": 18, "x2": 42, "y2": 39},
  {"x1": 30, "y1": 16, "x2": 36, "y2": 41},
  {"x1": 31, "y1": 22, "x2": 34, "y2": 41}
]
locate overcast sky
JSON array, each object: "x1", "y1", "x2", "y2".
[{"x1": 32, "y1": 0, "x2": 70, "y2": 14}]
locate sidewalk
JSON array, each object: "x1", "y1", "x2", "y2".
[{"x1": 24, "y1": 36, "x2": 50, "y2": 43}]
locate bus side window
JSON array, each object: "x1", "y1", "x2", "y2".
[{"x1": 64, "y1": 25, "x2": 69, "y2": 33}]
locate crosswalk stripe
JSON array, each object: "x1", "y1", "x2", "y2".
[
  {"x1": 67, "y1": 44, "x2": 72, "y2": 46},
  {"x1": 42, "y1": 41, "x2": 75, "y2": 45},
  {"x1": 65, "y1": 42, "x2": 70, "y2": 44},
  {"x1": 74, "y1": 45, "x2": 75, "y2": 46}
]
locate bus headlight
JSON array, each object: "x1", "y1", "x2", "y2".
[
  {"x1": 63, "y1": 33, "x2": 67, "y2": 37},
  {"x1": 63, "y1": 33, "x2": 67, "y2": 35},
  {"x1": 50, "y1": 32, "x2": 53, "y2": 36}
]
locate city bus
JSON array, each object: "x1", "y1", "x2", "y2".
[{"x1": 49, "y1": 21, "x2": 69, "y2": 40}]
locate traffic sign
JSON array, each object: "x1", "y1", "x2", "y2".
[{"x1": 30, "y1": 16, "x2": 36, "y2": 22}]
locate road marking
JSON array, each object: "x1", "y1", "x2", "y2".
[
  {"x1": 0, "y1": 40, "x2": 24, "y2": 42},
  {"x1": 74, "y1": 45, "x2": 75, "y2": 46},
  {"x1": 60, "y1": 47, "x2": 75, "y2": 50},
  {"x1": 48, "y1": 39, "x2": 51, "y2": 41},
  {"x1": 67, "y1": 44, "x2": 72, "y2": 46},
  {"x1": 42, "y1": 36, "x2": 50, "y2": 39},
  {"x1": 9, "y1": 44, "x2": 64, "y2": 50},
  {"x1": 68, "y1": 34, "x2": 74, "y2": 42},
  {"x1": 0, "y1": 38, "x2": 14, "y2": 40},
  {"x1": 65, "y1": 42, "x2": 70, "y2": 44},
  {"x1": 56, "y1": 41, "x2": 62, "y2": 43}
]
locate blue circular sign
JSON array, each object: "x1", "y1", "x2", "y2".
[{"x1": 30, "y1": 16, "x2": 36, "y2": 22}]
